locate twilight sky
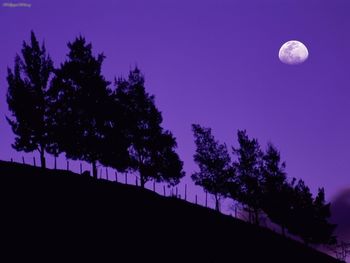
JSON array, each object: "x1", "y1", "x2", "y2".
[{"x1": 0, "y1": 0, "x2": 350, "y2": 206}]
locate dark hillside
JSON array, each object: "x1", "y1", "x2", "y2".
[{"x1": 0, "y1": 160, "x2": 339, "y2": 262}]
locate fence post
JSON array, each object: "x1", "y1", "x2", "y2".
[
  {"x1": 54, "y1": 157, "x2": 57, "y2": 170},
  {"x1": 106, "y1": 168, "x2": 109, "y2": 180},
  {"x1": 136, "y1": 176, "x2": 138, "y2": 186},
  {"x1": 153, "y1": 181, "x2": 155, "y2": 192},
  {"x1": 10, "y1": 158, "x2": 13, "y2": 162},
  {"x1": 66, "y1": 160, "x2": 69, "y2": 171},
  {"x1": 33, "y1": 157, "x2": 36, "y2": 167},
  {"x1": 176, "y1": 187, "x2": 178, "y2": 198},
  {"x1": 235, "y1": 206, "x2": 237, "y2": 218},
  {"x1": 163, "y1": 186, "x2": 166, "y2": 196},
  {"x1": 80, "y1": 163, "x2": 82, "y2": 174},
  {"x1": 195, "y1": 195, "x2": 198, "y2": 205},
  {"x1": 115, "y1": 171, "x2": 118, "y2": 182},
  {"x1": 125, "y1": 173, "x2": 127, "y2": 184},
  {"x1": 22, "y1": 156, "x2": 25, "y2": 164},
  {"x1": 185, "y1": 184, "x2": 187, "y2": 201},
  {"x1": 205, "y1": 191, "x2": 208, "y2": 207},
  {"x1": 100, "y1": 168, "x2": 102, "y2": 179}
]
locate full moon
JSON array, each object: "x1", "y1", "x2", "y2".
[{"x1": 278, "y1": 40, "x2": 309, "y2": 65}]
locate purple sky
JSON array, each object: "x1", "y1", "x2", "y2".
[{"x1": 1, "y1": 0, "x2": 350, "y2": 208}]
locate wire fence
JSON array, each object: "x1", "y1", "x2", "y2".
[
  {"x1": 3, "y1": 157, "x2": 302, "y2": 234},
  {"x1": 6, "y1": 155, "x2": 346, "y2": 260},
  {"x1": 9, "y1": 155, "x2": 295, "y2": 228},
  {"x1": 9, "y1": 155, "x2": 246, "y2": 217},
  {"x1": 7, "y1": 155, "x2": 296, "y2": 228}
]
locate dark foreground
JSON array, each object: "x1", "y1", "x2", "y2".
[{"x1": 0, "y1": 160, "x2": 339, "y2": 262}]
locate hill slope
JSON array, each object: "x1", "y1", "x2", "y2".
[{"x1": 0, "y1": 160, "x2": 339, "y2": 262}]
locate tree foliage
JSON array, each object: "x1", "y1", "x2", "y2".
[
  {"x1": 47, "y1": 36, "x2": 111, "y2": 178},
  {"x1": 261, "y1": 143, "x2": 290, "y2": 235},
  {"x1": 6, "y1": 31, "x2": 53, "y2": 168},
  {"x1": 232, "y1": 130, "x2": 264, "y2": 224},
  {"x1": 191, "y1": 124, "x2": 234, "y2": 211},
  {"x1": 114, "y1": 68, "x2": 184, "y2": 187},
  {"x1": 192, "y1": 126, "x2": 337, "y2": 244},
  {"x1": 287, "y1": 182, "x2": 336, "y2": 245}
]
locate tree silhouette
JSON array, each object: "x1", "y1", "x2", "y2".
[
  {"x1": 310, "y1": 188, "x2": 337, "y2": 245},
  {"x1": 261, "y1": 143, "x2": 290, "y2": 236},
  {"x1": 47, "y1": 36, "x2": 110, "y2": 178},
  {"x1": 261, "y1": 144, "x2": 336, "y2": 244},
  {"x1": 287, "y1": 179, "x2": 315, "y2": 245},
  {"x1": 6, "y1": 31, "x2": 53, "y2": 168},
  {"x1": 97, "y1": 88, "x2": 131, "y2": 173},
  {"x1": 232, "y1": 130, "x2": 263, "y2": 225},
  {"x1": 191, "y1": 124, "x2": 234, "y2": 211},
  {"x1": 5, "y1": 32, "x2": 337, "y2": 247},
  {"x1": 114, "y1": 68, "x2": 184, "y2": 187}
]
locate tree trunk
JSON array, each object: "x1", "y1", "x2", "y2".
[
  {"x1": 281, "y1": 225, "x2": 286, "y2": 237},
  {"x1": 140, "y1": 174, "x2": 145, "y2": 188},
  {"x1": 92, "y1": 161, "x2": 97, "y2": 179},
  {"x1": 215, "y1": 194, "x2": 220, "y2": 212},
  {"x1": 139, "y1": 157, "x2": 145, "y2": 188},
  {"x1": 39, "y1": 146, "x2": 46, "y2": 169},
  {"x1": 254, "y1": 209, "x2": 260, "y2": 226}
]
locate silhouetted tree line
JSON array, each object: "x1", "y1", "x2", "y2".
[
  {"x1": 5, "y1": 31, "x2": 336, "y2": 247},
  {"x1": 6, "y1": 31, "x2": 184, "y2": 186},
  {"x1": 191, "y1": 124, "x2": 337, "y2": 246}
]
